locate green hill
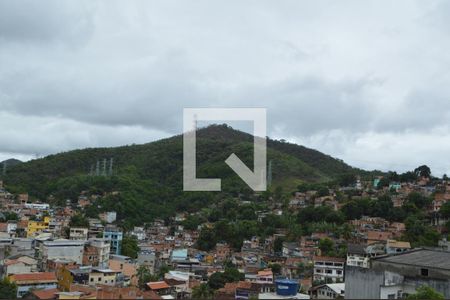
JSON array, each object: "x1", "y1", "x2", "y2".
[{"x1": 2, "y1": 124, "x2": 362, "y2": 226}]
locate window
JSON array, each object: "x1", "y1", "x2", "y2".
[
  {"x1": 421, "y1": 268, "x2": 429, "y2": 276},
  {"x1": 387, "y1": 293, "x2": 396, "y2": 299}
]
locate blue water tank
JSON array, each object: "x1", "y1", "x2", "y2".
[{"x1": 275, "y1": 279, "x2": 299, "y2": 296}]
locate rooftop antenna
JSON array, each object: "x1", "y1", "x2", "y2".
[{"x1": 109, "y1": 158, "x2": 113, "y2": 176}]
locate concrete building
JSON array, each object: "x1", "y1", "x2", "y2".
[
  {"x1": 310, "y1": 283, "x2": 345, "y2": 299},
  {"x1": 347, "y1": 244, "x2": 370, "y2": 269},
  {"x1": 109, "y1": 254, "x2": 138, "y2": 286},
  {"x1": 385, "y1": 240, "x2": 411, "y2": 255},
  {"x1": 2, "y1": 255, "x2": 38, "y2": 276},
  {"x1": 88, "y1": 218, "x2": 104, "y2": 239},
  {"x1": 26, "y1": 216, "x2": 50, "y2": 237},
  {"x1": 100, "y1": 211, "x2": 117, "y2": 224},
  {"x1": 83, "y1": 238, "x2": 110, "y2": 268},
  {"x1": 39, "y1": 239, "x2": 85, "y2": 268},
  {"x1": 346, "y1": 249, "x2": 450, "y2": 299},
  {"x1": 130, "y1": 226, "x2": 146, "y2": 241},
  {"x1": 10, "y1": 272, "x2": 57, "y2": 298},
  {"x1": 103, "y1": 225, "x2": 122, "y2": 255},
  {"x1": 313, "y1": 256, "x2": 345, "y2": 283},
  {"x1": 69, "y1": 227, "x2": 89, "y2": 241},
  {"x1": 137, "y1": 250, "x2": 156, "y2": 274},
  {"x1": 89, "y1": 268, "x2": 118, "y2": 286}
]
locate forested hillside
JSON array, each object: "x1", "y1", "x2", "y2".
[{"x1": 2, "y1": 124, "x2": 364, "y2": 226}]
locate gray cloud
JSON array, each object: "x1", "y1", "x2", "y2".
[{"x1": 1, "y1": 0, "x2": 450, "y2": 175}]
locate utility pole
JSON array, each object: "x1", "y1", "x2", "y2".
[
  {"x1": 103, "y1": 158, "x2": 107, "y2": 176},
  {"x1": 96, "y1": 160, "x2": 100, "y2": 176},
  {"x1": 268, "y1": 160, "x2": 273, "y2": 187},
  {"x1": 109, "y1": 158, "x2": 113, "y2": 176}
]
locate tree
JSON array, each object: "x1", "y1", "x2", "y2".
[
  {"x1": 269, "y1": 263, "x2": 282, "y2": 275},
  {"x1": 0, "y1": 277, "x2": 17, "y2": 299},
  {"x1": 208, "y1": 272, "x2": 227, "y2": 290},
  {"x1": 0, "y1": 212, "x2": 18, "y2": 221},
  {"x1": 337, "y1": 173, "x2": 356, "y2": 187},
  {"x1": 121, "y1": 235, "x2": 140, "y2": 259},
  {"x1": 406, "y1": 285, "x2": 444, "y2": 300},
  {"x1": 207, "y1": 267, "x2": 244, "y2": 290},
  {"x1": 273, "y1": 237, "x2": 285, "y2": 254},
  {"x1": 137, "y1": 265, "x2": 158, "y2": 288},
  {"x1": 158, "y1": 264, "x2": 172, "y2": 278},
  {"x1": 196, "y1": 227, "x2": 217, "y2": 251},
  {"x1": 440, "y1": 201, "x2": 450, "y2": 219},
  {"x1": 69, "y1": 214, "x2": 89, "y2": 228},
  {"x1": 406, "y1": 192, "x2": 430, "y2": 209},
  {"x1": 414, "y1": 165, "x2": 431, "y2": 178},
  {"x1": 319, "y1": 238, "x2": 334, "y2": 256},
  {"x1": 404, "y1": 215, "x2": 440, "y2": 247},
  {"x1": 192, "y1": 283, "x2": 214, "y2": 299}
]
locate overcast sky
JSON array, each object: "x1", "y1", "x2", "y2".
[{"x1": 1, "y1": 0, "x2": 450, "y2": 175}]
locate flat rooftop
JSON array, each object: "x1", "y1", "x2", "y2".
[{"x1": 375, "y1": 248, "x2": 450, "y2": 270}]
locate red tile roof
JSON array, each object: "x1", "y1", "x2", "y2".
[
  {"x1": 11, "y1": 272, "x2": 57, "y2": 283},
  {"x1": 147, "y1": 281, "x2": 170, "y2": 290},
  {"x1": 32, "y1": 288, "x2": 59, "y2": 299}
]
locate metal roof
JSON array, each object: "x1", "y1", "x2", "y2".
[{"x1": 375, "y1": 248, "x2": 450, "y2": 270}]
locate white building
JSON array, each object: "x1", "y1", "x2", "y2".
[
  {"x1": 346, "y1": 244, "x2": 369, "y2": 269},
  {"x1": 7, "y1": 221, "x2": 17, "y2": 234},
  {"x1": 24, "y1": 203, "x2": 50, "y2": 210},
  {"x1": 313, "y1": 256, "x2": 345, "y2": 283},
  {"x1": 130, "y1": 226, "x2": 146, "y2": 241},
  {"x1": 100, "y1": 211, "x2": 117, "y2": 224},
  {"x1": 310, "y1": 283, "x2": 345, "y2": 299},
  {"x1": 39, "y1": 239, "x2": 85, "y2": 267},
  {"x1": 69, "y1": 227, "x2": 89, "y2": 240}
]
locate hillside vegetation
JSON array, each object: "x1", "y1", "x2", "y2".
[{"x1": 2, "y1": 124, "x2": 363, "y2": 226}]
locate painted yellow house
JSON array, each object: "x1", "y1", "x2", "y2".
[{"x1": 26, "y1": 216, "x2": 50, "y2": 237}]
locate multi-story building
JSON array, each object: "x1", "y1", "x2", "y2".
[
  {"x1": 103, "y1": 225, "x2": 123, "y2": 255},
  {"x1": 347, "y1": 244, "x2": 370, "y2": 269},
  {"x1": 83, "y1": 238, "x2": 110, "y2": 267},
  {"x1": 130, "y1": 226, "x2": 146, "y2": 241},
  {"x1": 69, "y1": 227, "x2": 89, "y2": 241},
  {"x1": 109, "y1": 254, "x2": 138, "y2": 286},
  {"x1": 89, "y1": 268, "x2": 118, "y2": 286},
  {"x1": 100, "y1": 211, "x2": 117, "y2": 224},
  {"x1": 88, "y1": 218, "x2": 104, "y2": 239},
  {"x1": 385, "y1": 240, "x2": 411, "y2": 255},
  {"x1": 38, "y1": 239, "x2": 85, "y2": 269},
  {"x1": 26, "y1": 216, "x2": 50, "y2": 237},
  {"x1": 313, "y1": 256, "x2": 345, "y2": 283},
  {"x1": 10, "y1": 272, "x2": 57, "y2": 298},
  {"x1": 346, "y1": 249, "x2": 450, "y2": 299}
]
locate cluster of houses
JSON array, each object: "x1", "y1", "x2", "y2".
[{"x1": 1, "y1": 176, "x2": 450, "y2": 299}]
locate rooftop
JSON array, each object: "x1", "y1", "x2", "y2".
[
  {"x1": 148, "y1": 281, "x2": 170, "y2": 290},
  {"x1": 374, "y1": 248, "x2": 450, "y2": 270},
  {"x1": 11, "y1": 272, "x2": 57, "y2": 283}
]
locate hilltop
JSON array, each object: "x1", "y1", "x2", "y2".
[{"x1": 2, "y1": 124, "x2": 365, "y2": 225}]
